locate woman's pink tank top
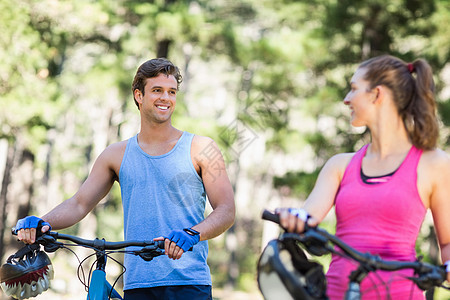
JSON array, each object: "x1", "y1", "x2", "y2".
[{"x1": 326, "y1": 144, "x2": 427, "y2": 299}]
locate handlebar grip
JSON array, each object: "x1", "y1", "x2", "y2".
[
  {"x1": 156, "y1": 240, "x2": 165, "y2": 249},
  {"x1": 262, "y1": 209, "x2": 280, "y2": 225},
  {"x1": 11, "y1": 226, "x2": 47, "y2": 238},
  {"x1": 159, "y1": 239, "x2": 194, "y2": 251}
]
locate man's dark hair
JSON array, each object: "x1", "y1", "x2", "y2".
[{"x1": 131, "y1": 58, "x2": 183, "y2": 109}]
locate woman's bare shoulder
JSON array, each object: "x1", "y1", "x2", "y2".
[
  {"x1": 421, "y1": 148, "x2": 450, "y2": 167},
  {"x1": 326, "y1": 152, "x2": 356, "y2": 169},
  {"x1": 317, "y1": 152, "x2": 357, "y2": 182}
]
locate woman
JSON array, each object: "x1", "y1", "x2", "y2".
[{"x1": 279, "y1": 55, "x2": 450, "y2": 299}]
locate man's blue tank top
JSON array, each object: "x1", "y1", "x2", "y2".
[{"x1": 119, "y1": 131, "x2": 211, "y2": 290}]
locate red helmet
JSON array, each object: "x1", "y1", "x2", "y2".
[{"x1": 0, "y1": 244, "x2": 53, "y2": 299}]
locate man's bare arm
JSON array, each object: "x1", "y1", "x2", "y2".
[{"x1": 17, "y1": 142, "x2": 125, "y2": 243}]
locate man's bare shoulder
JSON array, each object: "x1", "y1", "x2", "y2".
[
  {"x1": 191, "y1": 134, "x2": 214, "y2": 145},
  {"x1": 95, "y1": 140, "x2": 129, "y2": 173},
  {"x1": 191, "y1": 134, "x2": 218, "y2": 153},
  {"x1": 190, "y1": 135, "x2": 223, "y2": 165},
  {"x1": 101, "y1": 140, "x2": 128, "y2": 157}
]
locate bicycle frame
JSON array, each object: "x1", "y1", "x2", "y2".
[
  {"x1": 88, "y1": 270, "x2": 122, "y2": 300},
  {"x1": 87, "y1": 250, "x2": 122, "y2": 300}
]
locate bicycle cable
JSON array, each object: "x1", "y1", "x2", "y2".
[{"x1": 46, "y1": 242, "x2": 128, "y2": 300}]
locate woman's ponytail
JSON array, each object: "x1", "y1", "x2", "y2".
[
  {"x1": 360, "y1": 55, "x2": 439, "y2": 150},
  {"x1": 406, "y1": 59, "x2": 439, "y2": 150}
]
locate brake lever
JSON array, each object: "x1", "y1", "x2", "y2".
[
  {"x1": 281, "y1": 230, "x2": 331, "y2": 256},
  {"x1": 136, "y1": 245, "x2": 165, "y2": 262},
  {"x1": 35, "y1": 233, "x2": 64, "y2": 253},
  {"x1": 262, "y1": 210, "x2": 332, "y2": 256},
  {"x1": 301, "y1": 230, "x2": 332, "y2": 256},
  {"x1": 408, "y1": 264, "x2": 447, "y2": 290}
]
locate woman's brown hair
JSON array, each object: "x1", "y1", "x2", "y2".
[{"x1": 359, "y1": 55, "x2": 439, "y2": 150}]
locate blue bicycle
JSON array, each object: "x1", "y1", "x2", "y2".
[{"x1": 1, "y1": 230, "x2": 165, "y2": 300}]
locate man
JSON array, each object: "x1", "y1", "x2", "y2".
[{"x1": 15, "y1": 58, "x2": 236, "y2": 299}]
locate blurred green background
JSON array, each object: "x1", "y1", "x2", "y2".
[{"x1": 1, "y1": 0, "x2": 449, "y2": 299}]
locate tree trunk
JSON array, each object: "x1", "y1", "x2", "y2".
[
  {"x1": 157, "y1": 39, "x2": 172, "y2": 59},
  {"x1": 0, "y1": 138, "x2": 13, "y2": 265},
  {"x1": 0, "y1": 136, "x2": 35, "y2": 300}
]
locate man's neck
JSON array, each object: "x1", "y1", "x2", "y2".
[
  {"x1": 139, "y1": 123, "x2": 181, "y2": 142},
  {"x1": 136, "y1": 125, "x2": 183, "y2": 156}
]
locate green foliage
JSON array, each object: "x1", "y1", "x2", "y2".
[
  {"x1": 0, "y1": 1, "x2": 58, "y2": 146},
  {"x1": 274, "y1": 170, "x2": 320, "y2": 199},
  {"x1": 208, "y1": 217, "x2": 263, "y2": 292}
]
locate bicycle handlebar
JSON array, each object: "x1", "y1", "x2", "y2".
[
  {"x1": 262, "y1": 209, "x2": 448, "y2": 291},
  {"x1": 11, "y1": 227, "x2": 166, "y2": 262},
  {"x1": 39, "y1": 231, "x2": 165, "y2": 250}
]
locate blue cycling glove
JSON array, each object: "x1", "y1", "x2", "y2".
[
  {"x1": 165, "y1": 228, "x2": 200, "y2": 252},
  {"x1": 14, "y1": 216, "x2": 52, "y2": 234}
]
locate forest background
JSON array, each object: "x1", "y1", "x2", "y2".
[{"x1": 1, "y1": 0, "x2": 450, "y2": 299}]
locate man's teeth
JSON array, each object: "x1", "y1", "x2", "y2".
[{"x1": 157, "y1": 105, "x2": 169, "y2": 110}]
